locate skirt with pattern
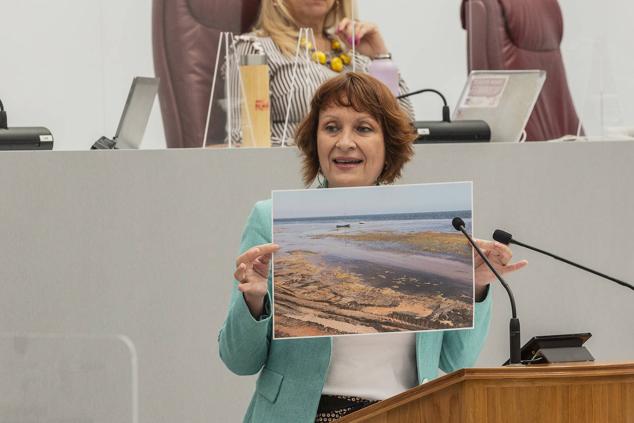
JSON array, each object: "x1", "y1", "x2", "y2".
[{"x1": 314, "y1": 395, "x2": 378, "y2": 422}]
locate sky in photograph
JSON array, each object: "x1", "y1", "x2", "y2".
[{"x1": 273, "y1": 182, "x2": 472, "y2": 219}]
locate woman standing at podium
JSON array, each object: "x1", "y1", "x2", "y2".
[
  {"x1": 218, "y1": 73, "x2": 527, "y2": 422},
  {"x1": 231, "y1": 0, "x2": 414, "y2": 146}
]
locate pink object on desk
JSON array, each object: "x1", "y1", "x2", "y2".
[{"x1": 368, "y1": 56, "x2": 400, "y2": 97}]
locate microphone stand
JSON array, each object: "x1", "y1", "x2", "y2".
[
  {"x1": 397, "y1": 89, "x2": 451, "y2": 122},
  {"x1": 493, "y1": 230, "x2": 634, "y2": 292},
  {"x1": 1, "y1": 98, "x2": 9, "y2": 129},
  {"x1": 453, "y1": 218, "x2": 522, "y2": 365}
]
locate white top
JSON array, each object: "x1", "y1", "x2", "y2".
[{"x1": 321, "y1": 332, "x2": 418, "y2": 401}]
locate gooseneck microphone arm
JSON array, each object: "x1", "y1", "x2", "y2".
[
  {"x1": 0, "y1": 98, "x2": 7, "y2": 129},
  {"x1": 453, "y1": 218, "x2": 522, "y2": 365},
  {"x1": 493, "y1": 230, "x2": 634, "y2": 292},
  {"x1": 397, "y1": 89, "x2": 451, "y2": 122}
]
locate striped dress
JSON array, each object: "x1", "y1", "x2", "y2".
[{"x1": 227, "y1": 33, "x2": 415, "y2": 147}]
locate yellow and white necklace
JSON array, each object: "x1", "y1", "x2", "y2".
[{"x1": 301, "y1": 36, "x2": 351, "y2": 72}]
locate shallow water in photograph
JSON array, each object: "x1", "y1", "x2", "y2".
[{"x1": 272, "y1": 213, "x2": 474, "y2": 339}]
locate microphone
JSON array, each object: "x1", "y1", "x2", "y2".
[
  {"x1": 397, "y1": 88, "x2": 451, "y2": 122},
  {"x1": 397, "y1": 89, "x2": 491, "y2": 144},
  {"x1": 452, "y1": 218, "x2": 522, "y2": 365},
  {"x1": 493, "y1": 230, "x2": 634, "y2": 292},
  {"x1": 0, "y1": 98, "x2": 54, "y2": 151},
  {"x1": 0, "y1": 98, "x2": 8, "y2": 129}
]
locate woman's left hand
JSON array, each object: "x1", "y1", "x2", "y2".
[
  {"x1": 336, "y1": 18, "x2": 388, "y2": 58},
  {"x1": 473, "y1": 239, "x2": 528, "y2": 301}
]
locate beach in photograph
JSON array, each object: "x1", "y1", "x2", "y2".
[{"x1": 272, "y1": 210, "x2": 474, "y2": 339}]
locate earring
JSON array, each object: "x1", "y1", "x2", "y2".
[
  {"x1": 317, "y1": 168, "x2": 328, "y2": 188},
  {"x1": 327, "y1": 0, "x2": 340, "y2": 19}
]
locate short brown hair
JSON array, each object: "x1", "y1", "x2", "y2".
[{"x1": 295, "y1": 72, "x2": 416, "y2": 187}]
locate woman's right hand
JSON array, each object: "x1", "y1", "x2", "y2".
[{"x1": 234, "y1": 243, "x2": 280, "y2": 318}]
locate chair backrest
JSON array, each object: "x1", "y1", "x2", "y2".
[
  {"x1": 153, "y1": 0, "x2": 261, "y2": 148},
  {"x1": 461, "y1": 0, "x2": 581, "y2": 141}
]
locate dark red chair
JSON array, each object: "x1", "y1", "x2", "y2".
[
  {"x1": 153, "y1": 0, "x2": 261, "y2": 148},
  {"x1": 461, "y1": 0, "x2": 582, "y2": 141}
]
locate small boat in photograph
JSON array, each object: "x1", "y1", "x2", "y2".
[{"x1": 336, "y1": 224, "x2": 351, "y2": 229}]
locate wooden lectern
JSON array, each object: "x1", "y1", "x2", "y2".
[{"x1": 338, "y1": 362, "x2": 634, "y2": 423}]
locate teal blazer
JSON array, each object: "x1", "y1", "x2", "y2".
[{"x1": 219, "y1": 200, "x2": 492, "y2": 423}]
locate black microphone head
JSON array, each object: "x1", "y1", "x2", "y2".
[
  {"x1": 493, "y1": 229, "x2": 513, "y2": 245},
  {"x1": 452, "y1": 217, "x2": 465, "y2": 231}
]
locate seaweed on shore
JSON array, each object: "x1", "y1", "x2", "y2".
[
  {"x1": 273, "y1": 250, "x2": 473, "y2": 338},
  {"x1": 312, "y1": 230, "x2": 471, "y2": 259}
]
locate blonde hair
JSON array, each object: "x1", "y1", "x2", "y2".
[{"x1": 254, "y1": 0, "x2": 354, "y2": 56}]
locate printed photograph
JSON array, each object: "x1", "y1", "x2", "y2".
[{"x1": 272, "y1": 182, "x2": 474, "y2": 339}]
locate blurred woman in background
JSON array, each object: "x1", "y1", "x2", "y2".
[{"x1": 230, "y1": 0, "x2": 414, "y2": 146}]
